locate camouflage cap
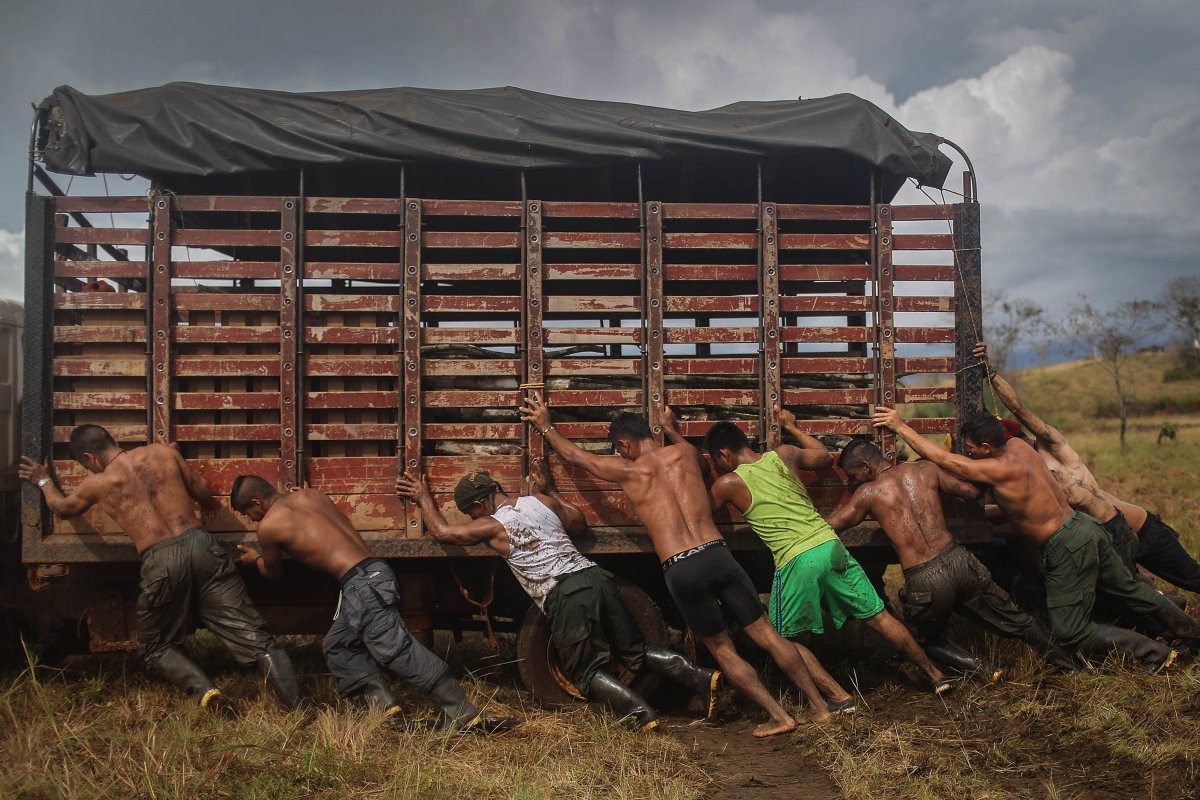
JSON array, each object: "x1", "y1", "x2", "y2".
[{"x1": 454, "y1": 471, "x2": 502, "y2": 513}]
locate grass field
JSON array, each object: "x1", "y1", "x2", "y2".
[{"x1": 3, "y1": 355, "x2": 1200, "y2": 799}]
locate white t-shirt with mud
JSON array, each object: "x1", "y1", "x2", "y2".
[{"x1": 491, "y1": 495, "x2": 595, "y2": 610}]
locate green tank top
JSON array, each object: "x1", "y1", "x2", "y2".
[{"x1": 734, "y1": 450, "x2": 837, "y2": 570}]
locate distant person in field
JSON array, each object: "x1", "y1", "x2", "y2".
[
  {"x1": 687, "y1": 409, "x2": 952, "y2": 695},
  {"x1": 520, "y1": 390, "x2": 832, "y2": 736},
  {"x1": 18, "y1": 426, "x2": 298, "y2": 709},
  {"x1": 977, "y1": 340, "x2": 1200, "y2": 600},
  {"x1": 827, "y1": 439, "x2": 1076, "y2": 675},
  {"x1": 873, "y1": 409, "x2": 1182, "y2": 671},
  {"x1": 396, "y1": 458, "x2": 721, "y2": 731},
  {"x1": 231, "y1": 475, "x2": 508, "y2": 732}
]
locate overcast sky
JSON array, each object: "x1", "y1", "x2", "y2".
[{"x1": 1, "y1": 0, "x2": 1197, "y2": 320}]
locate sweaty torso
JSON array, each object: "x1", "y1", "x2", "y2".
[
  {"x1": 619, "y1": 444, "x2": 722, "y2": 562},
  {"x1": 1034, "y1": 438, "x2": 1116, "y2": 522},
  {"x1": 866, "y1": 461, "x2": 955, "y2": 570},
  {"x1": 260, "y1": 490, "x2": 373, "y2": 580},
  {"x1": 991, "y1": 440, "x2": 1073, "y2": 544},
  {"x1": 83, "y1": 444, "x2": 204, "y2": 553}
]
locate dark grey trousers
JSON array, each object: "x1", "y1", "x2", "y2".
[
  {"x1": 136, "y1": 527, "x2": 274, "y2": 666},
  {"x1": 323, "y1": 558, "x2": 451, "y2": 697}
]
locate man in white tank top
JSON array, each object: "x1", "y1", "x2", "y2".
[{"x1": 397, "y1": 458, "x2": 721, "y2": 731}]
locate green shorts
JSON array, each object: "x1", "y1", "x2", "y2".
[{"x1": 769, "y1": 539, "x2": 884, "y2": 637}]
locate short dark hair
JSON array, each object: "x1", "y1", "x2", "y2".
[
  {"x1": 68, "y1": 424, "x2": 116, "y2": 462},
  {"x1": 702, "y1": 421, "x2": 751, "y2": 456},
  {"x1": 231, "y1": 474, "x2": 277, "y2": 512},
  {"x1": 839, "y1": 438, "x2": 882, "y2": 468},
  {"x1": 608, "y1": 412, "x2": 652, "y2": 446},
  {"x1": 960, "y1": 415, "x2": 1006, "y2": 449}
]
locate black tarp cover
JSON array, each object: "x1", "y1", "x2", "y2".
[{"x1": 39, "y1": 83, "x2": 951, "y2": 192}]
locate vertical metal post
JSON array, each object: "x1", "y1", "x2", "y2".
[
  {"x1": 873, "y1": 196, "x2": 897, "y2": 461},
  {"x1": 401, "y1": 199, "x2": 423, "y2": 534},
  {"x1": 21, "y1": 194, "x2": 55, "y2": 556},
  {"x1": 279, "y1": 198, "x2": 300, "y2": 490},
  {"x1": 295, "y1": 170, "x2": 307, "y2": 487},
  {"x1": 149, "y1": 194, "x2": 173, "y2": 443},
  {"x1": 759, "y1": 201, "x2": 781, "y2": 449},
  {"x1": 645, "y1": 200, "x2": 665, "y2": 440},
  {"x1": 954, "y1": 201, "x2": 984, "y2": 435},
  {"x1": 524, "y1": 198, "x2": 545, "y2": 464}
]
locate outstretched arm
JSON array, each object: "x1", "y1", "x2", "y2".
[
  {"x1": 395, "y1": 472, "x2": 505, "y2": 547},
  {"x1": 519, "y1": 391, "x2": 632, "y2": 484},
  {"x1": 973, "y1": 342, "x2": 1062, "y2": 446},
  {"x1": 18, "y1": 456, "x2": 97, "y2": 518},
  {"x1": 823, "y1": 486, "x2": 875, "y2": 533},
  {"x1": 776, "y1": 404, "x2": 834, "y2": 471},
  {"x1": 935, "y1": 463, "x2": 985, "y2": 501},
  {"x1": 655, "y1": 402, "x2": 687, "y2": 446},
  {"x1": 527, "y1": 457, "x2": 587, "y2": 535},
  {"x1": 872, "y1": 407, "x2": 1004, "y2": 485}
]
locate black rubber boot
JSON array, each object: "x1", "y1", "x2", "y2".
[
  {"x1": 1091, "y1": 623, "x2": 1176, "y2": 673},
  {"x1": 154, "y1": 646, "x2": 220, "y2": 708},
  {"x1": 642, "y1": 645, "x2": 721, "y2": 719},
  {"x1": 1149, "y1": 595, "x2": 1200, "y2": 644},
  {"x1": 1020, "y1": 623, "x2": 1079, "y2": 671},
  {"x1": 427, "y1": 673, "x2": 481, "y2": 731},
  {"x1": 587, "y1": 671, "x2": 659, "y2": 731},
  {"x1": 924, "y1": 638, "x2": 996, "y2": 679},
  {"x1": 256, "y1": 646, "x2": 301, "y2": 710},
  {"x1": 360, "y1": 678, "x2": 402, "y2": 717}
]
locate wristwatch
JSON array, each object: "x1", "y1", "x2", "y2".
[{"x1": 37, "y1": 477, "x2": 51, "y2": 488}]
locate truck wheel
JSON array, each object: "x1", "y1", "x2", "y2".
[{"x1": 516, "y1": 581, "x2": 668, "y2": 710}]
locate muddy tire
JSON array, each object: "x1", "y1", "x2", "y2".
[{"x1": 516, "y1": 580, "x2": 669, "y2": 710}]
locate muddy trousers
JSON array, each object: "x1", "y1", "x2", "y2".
[
  {"x1": 1041, "y1": 514, "x2": 1173, "y2": 667},
  {"x1": 900, "y1": 543, "x2": 1074, "y2": 670},
  {"x1": 1137, "y1": 513, "x2": 1200, "y2": 595},
  {"x1": 323, "y1": 558, "x2": 478, "y2": 726}
]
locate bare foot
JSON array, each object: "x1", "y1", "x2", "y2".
[
  {"x1": 801, "y1": 710, "x2": 834, "y2": 725},
  {"x1": 753, "y1": 715, "x2": 798, "y2": 737}
]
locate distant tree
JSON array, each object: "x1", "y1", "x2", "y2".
[
  {"x1": 1050, "y1": 297, "x2": 1166, "y2": 449},
  {"x1": 982, "y1": 291, "x2": 1046, "y2": 371},
  {"x1": 1162, "y1": 275, "x2": 1200, "y2": 361}
]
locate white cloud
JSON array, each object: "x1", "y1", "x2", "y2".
[{"x1": 0, "y1": 230, "x2": 22, "y2": 302}]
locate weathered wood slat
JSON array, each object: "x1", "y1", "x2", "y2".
[
  {"x1": 307, "y1": 294, "x2": 397, "y2": 312},
  {"x1": 786, "y1": 388, "x2": 874, "y2": 404},
  {"x1": 424, "y1": 358, "x2": 521, "y2": 376},
  {"x1": 306, "y1": 197, "x2": 404, "y2": 214},
  {"x1": 776, "y1": 204, "x2": 871, "y2": 220},
  {"x1": 542, "y1": 201, "x2": 639, "y2": 218},
  {"x1": 424, "y1": 296, "x2": 520, "y2": 313},
  {"x1": 54, "y1": 358, "x2": 145, "y2": 377},
  {"x1": 305, "y1": 327, "x2": 399, "y2": 345},
  {"x1": 780, "y1": 264, "x2": 871, "y2": 281},
  {"x1": 54, "y1": 197, "x2": 148, "y2": 213},
  {"x1": 174, "y1": 196, "x2": 285, "y2": 212},
  {"x1": 305, "y1": 391, "x2": 397, "y2": 409},
  {"x1": 307, "y1": 423, "x2": 398, "y2": 440},
  {"x1": 55, "y1": 261, "x2": 149, "y2": 279},
  {"x1": 54, "y1": 325, "x2": 146, "y2": 343},
  {"x1": 781, "y1": 326, "x2": 872, "y2": 343},
  {"x1": 780, "y1": 233, "x2": 869, "y2": 250},
  {"x1": 422, "y1": 199, "x2": 523, "y2": 216},
  {"x1": 665, "y1": 389, "x2": 760, "y2": 406},
  {"x1": 666, "y1": 357, "x2": 758, "y2": 375},
  {"x1": 422, "y1": 327, "x2": 520, "y2": 345},
  {"x1": 54, "y1": 391, "x2": 148, "y2": 410},
  {"x1": 173, "y1": 424, "x2": 280, "y2": 441},
  {"x1": 781, "y1": 296, "x2": 872, "y2": 313},
  {"x1": 174, "y1": 356, "x2": 280, "y2": 376},
  {"x1": 55, "y1": 293, "x2": 146, "y2": 310},
  {"x1": 174, "y1": 261, "x2": 279, "y2": 280},
  {"x1": 545, "y1": 328, "x2": 641, "y2": 344},
  {"x1": 55, "y1": 227, "x2": 146, "y2": 245},
  {"x1": 661, "y1": 203, "x2": 757, "y2": 219},
  {"x1": 424, "y1": 231, "x2": 522, "y2": 249},
  {"x1": 895, "y1": 296, "x2": 954, "y2": 312},
  {"x1": 306, "y1": 230, "x2": 403, "y2": 248},
  {"x1": 547, "y1": 358, "x2": 640, "y2": 376},
  {"x1": 891, "y1": 205, "x2": 955, "y2": 221},
  {"x1": 174, "y1": 229, "x2": 279, "y2": 247},
  {"x1": 423, "y1": 263, "x2": 520, "y2": 281},
  {"x1": 898, "y1": 357, "x2": 955, "y2": 373},
  {"x1": 176, "y1": 392, "x2": 283, "y2": 410},
  {"x1": 307, "y1": 357, "x2": 398, "y2": 377},
  {"x1": 173, "y1": 294, "x2": 280, "y2": 311},
  {"x1": 546, "y1": 296, "x2": 639, "y2": 313},
  {"x1": 894, "y1": 233, "x2": 954, "y2": 250},
  {"x1": 664, "y1": 264, "x2": 758, "y2": 281},
  {"x1": 896, "y1": 327, "x2": 955, "y2": 343},
  {"x1": 664, "y1": 327, "x2": 758, "y2": 344},
  {"x1": 664, "y1": 232, "x2": 757, "y2": 250},
  {"x1": 305, "y1": 263, "x2": 403, "y2": 281},
  {"x1": 543, "y1": 231, "x2": 641, "y2": 249},
  {"x1": 424, "y1": 423, "x2": 523, "y2": 440},
  {"x1": 895, "y1": 265, "x2": 954, "y2": 281},
  {"x1": 782, "y1": 357, "x2": 872, "y2": 373},
  {"x1": 898, "y1": 387, "x2": 955, "y2": 403},
  {"x1": 174, "y1": 326, "x2": 280, "y2": 344},
  {"x1": 546, "y1": 263, "x2": 639, "y2": 280}
]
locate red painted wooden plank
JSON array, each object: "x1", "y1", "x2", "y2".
[
  {"x1": 304, "y1": 262, "x2": 404, "y2": 281},
  {"x1": 891, "y1": 204, "x2": 955, "y2": 221},
  {"x1": 53, "y1": 391, "x2": 148, "y2": 410},
  {"x1": 780, "y1": 264, "x2": 871, "y2": 281},
  {"x1": 54, "y1": 325, "x2": 146, "y2": 343},
  {"x1": 174, "y1": 196, "x2": 285, "y2": 212},
  {"x1": 543, "y1": 232, "x2": 641, "y2": 249},
  {"x1": 422, "y1": 327, "x2": 520, "y2": 345},
  {"x1": 781, "y1": 296, "x2": 872, "y2": 313},
  {"x1": 305, "y1": 327, "x2": 399, "y2": 345},
  {"x1": 665, "y1": 389, "x2": 760, "y2": 406},
  {"x1": 423, "y1": 358, "x2": 521, "y2": 376},
  {"x1": 545, "y1": 327, "x2": 641, "y2": 344},
  {"x1": 55, "y1": 261, "x2": 149, "y2": 279},
  {"x1": 422, "y1": 263, "x2": 521, "y2": 281},
  {"x1": 422, "y1": 199, "x2": 523, "y2": 216},
  {"x1": 547, "y1": 358, "x2": 641, "y2": 377},
  {"x1": 785, "y1": 388, "x2": 874, "y2": 404},
  {"x1": 176, "y1": 392, "x2": 282, "y2": 410},
  {"x1": 174, "y1": 261, "x2": 279, "y2": 280},
  {"x1": 53, "y1": 358, "x2": 145, "y2": 377},
  {"x1": 908, "y1": 418, "x2": 956, "y2": 433},
  {"x1": 424, "y1": 423, "x2": 524, "y2": 440},
  {"x1": 174, "y1": 229, "x2": 279, "y2": 247},
  {"x1": 173, "y1": 294, "x2": 280, "y2": 311},
  {"x1": 782, "y1": 326, "x2": 872, "y2": 343},
  {"x1": 895, "y1": 265, "x2": 954, "y2": 281},
  {"x1": 305, "y1": 391, "x2": 396, "y2": 409},
  {"x1": 175, "y1": 356, "x2": 280, "y2": 376},
  {"x1": 543, "y1": 389, "x2": 642, "y2": 406},
  {"x1": 664, "y1": 264, "x2": 758, "y2": 281},
  {"x1": 666, "y1": 357, "x2": 758, "y2": 375},
  {"x1": 661, "y1": 203, "x2": 757, "y2": 219},
  {"x1": 899, "y1": 387, "x2": 955, "y2": 403},
  {"x1": 306, "y1": 357, "x2": 398, "y2": 377},
  {"x1": 781, "y1": 357, "x2": 872, "y2": 373},
  {"x1": 779, "y1": 233, "x2": 870, "y2": 250},
  {"x1": 307, "y1": 294, "x2": 398, "y2": 312},
  {"x1": 665, "y1": 295, "x2": 758, "y2": 314},
  {"x1": 54, "y1": 197, "x2": 148, "y2": 213},
  {"x1": 546, "y1": 296, "x2": 639, "y2": 314},
  {"x1": 896, "y1": 327, "x2": 955, "y2": 343},
  {"x1": 664, "y1": 232, "x2": 758, "y2": 249},
  {"x1": 306, "y1": 197, "x2": 404, "y2": 214},
  {"x1": 173, "y1": 424, "x2": 280, "y2": 441},
  {"x1": 776, "y1": 204, "x2": 871, "y2": 220},
  {"x1": 422, "y1": 390, "x2": 521, "y2": 408},
  {"x1": 423, "y1": 296, "x2": 520, "y2": 313},
  {"x1": 307, "y1": 423, "x2": 398, "y2": 440},
  {"x1": 664, "y1": 327, "x2": 758, "y2": 344},
  {"x1": 174, "y1": 326, "x2": 280, "y2": 344},
  {"x1": 306, "y1": 230, "x2": 403, "y2": 247},
  {"x1": 55, "y1": 227, "x2": 146, "y2": 245},
  {"x1": 893, "y1": 233, "x2": 954, "y2": 250},
  {"x1": 898, "y1": 357, "x2": 955, "y2": 373},
  {"x1": 424, "y1": 231, "x2": 522, "y2": 249},
  {"x1": 55, "y1": 293, "x2": 146, "y2": 310},
  {"x1": 895, "y1": 296, "x2": 954, "y2": 312},
  {"x1": 545, "y1": 263, "x2": 639, "y2": 280},
  {"x1": 542, "y1": 201, "x2": 639, "y2": 218}
]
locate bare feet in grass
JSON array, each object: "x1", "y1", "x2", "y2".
[{"x1": 753, "y1": 715, "x2": 798, "y2": 737}]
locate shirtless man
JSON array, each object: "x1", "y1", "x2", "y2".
[
  {"x1": 827, "y1": 440, "x2": 1075, "y2": 674},
  {"x1": 520, "y1": 391, "x2": 831, "y2": 735},
  {"x1": 230, "y1": 475, "x2": 500, "y2": 732},
  {"x1": 17, "y1": 425, "x2": 297, "y2": 709},
  {"x1": 690, "y1": 411, "x2": 950, "y2": 694},
  {"x1": 396, "y1": 458, "x2": 720, "y2": 731},
  {"x1": 873, "y1": 409, "x2": 1178, "y2": 671},
  {"x1": 977, "y1": 341, "x2": 1200, "y2": 597}
]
